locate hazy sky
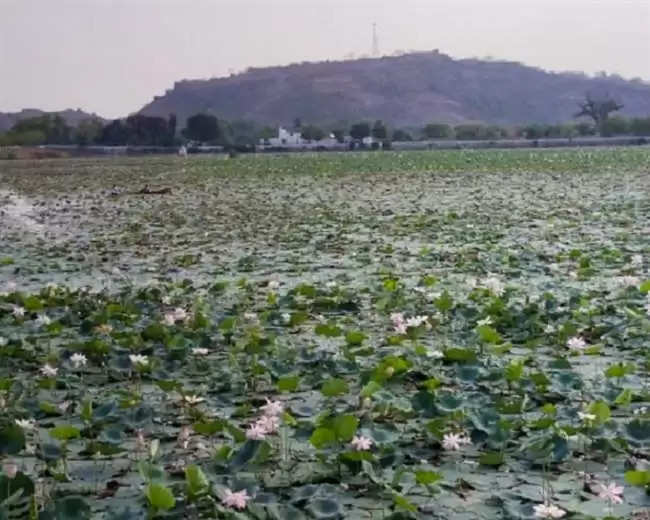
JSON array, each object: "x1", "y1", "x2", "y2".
[{"x1": 1, "y1": 0, "x2": 649, "y2": 118}]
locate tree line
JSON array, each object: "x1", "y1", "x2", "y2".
[{"x1": 1, "y1": 98, "x2": 649, "y2": 147}]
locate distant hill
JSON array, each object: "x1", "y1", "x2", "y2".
[
  {"x1": 0, "y1": 109, "x2": 105, "y2": 133},
  {"x1": 139, "y1": 51, "x2": 650, "y2": 128}
]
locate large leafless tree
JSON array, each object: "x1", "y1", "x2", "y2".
[{"x1": 575, "y1": 94, "x2": 623, "y2": 129}]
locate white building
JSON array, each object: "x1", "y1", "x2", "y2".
[{"x1": 265, "y1": 127, "x2": 303, "y2": 146}]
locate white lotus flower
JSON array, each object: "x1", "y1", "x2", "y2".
[
  {"x1": 442, "y1": 432, "x2": 471, "y2": 451},
  {"x1": 70, "y1": 353, "x2": 87, "y2": 368},
  {"x1": 268, "y1": 280, "x2": 280, "y2": 290},
  {"x1": 425, "y1": 348, "x2": 444, "y2": 359},
  {"x1": 12, "y1": 306, "x2": 25, "y2": 318},
  {"x1": 577, "y1": 411, "x2": 596, "y2": 423},
  {"x1": 483, "y1": 276, "x2": 505, "y2": 296},
  {"x1": 477, "y1": 316, "x2": 493, "y2": 326},
  {"x1": 40, "y1": 364, "x2": 58, "y2": 377},
  {"x1": 183, "y1": 395, "x2": 205, "y2": 405},
  {"x1": 163, "y1": 313, "x2": 176, "y2": 326},
  {"x1": 15, "y1": 419, "x2": 35, "y2": 430},
  {"x1": 129, "y1": 354, "x2": 149, "y2": 367},
  {"x1": 35, "y1": 314, "x2": 51, "y2": 326},
  {"x1": 616, "y1": 275, "x2": 640, "y2": 288},
  {"x1": 405, "y1": 315, "x2": 428, "y2": 328}
]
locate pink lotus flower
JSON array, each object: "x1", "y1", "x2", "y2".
[
  {"x1": 598, "y1": 482, "x2": 624, "y2": 504},
  {"x1": 2, "y1": 461, "x2": 17, "y2": 479},
  {"x1": 177, "y1": 426, "x2": 191, "y2": 449},
  {"x1": 222, "y1": 488, "x2": 251, "y2": 510},
  {"x1": 391, "y1": 313, "x2": 406, "y2": 334},
  {"x1": 533, "y1": 503, "x2": 566, "y2": 518},
  {"x1": 255, "y1": 415, "x2": 279, "y2": 434},
  {"x1": 246, "y1": 423, "x2": 267, "y2": 440},
  {"x1": 350, "y1": 435, "x2": 373, "y2": 451},
  {"x1": 173, "y1": 308, "x2": 188, "y2": 321},
  {"x1": 260, "y1": 398, "x2": 283, "y2": 417},
  {"x1": 567, "y1": 336, "x2": 587, "y2": 351}
]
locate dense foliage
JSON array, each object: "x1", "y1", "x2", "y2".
[{"x1": 0, "y1": 148, "x2": 649, "y2": 519}]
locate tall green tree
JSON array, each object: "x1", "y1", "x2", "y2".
[
  {"x1": 392, "y1": 129, "x2": 412, "y2": 141},
  {"x1": 350, "y1": 122, "x2": 371, "y2": 140},
  {"x1": 301, "y1": 125, "x2": 325, "y2": 141},
  {"x1": 74, "y1": 118, "x2": 104, "y2": 145},
  {"x1": 371, "y1": 120, "x2": 387, "y2": 139},
  {"x1": 183, "y1": 114, "x2": 220, "y2": 143},
  {"x1": 422, "y1": 123, "x2": 453, "y2": 139}
]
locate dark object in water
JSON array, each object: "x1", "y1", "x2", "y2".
[{"x1": 137, "y1": 184, "x2": 172, "y2": 195}]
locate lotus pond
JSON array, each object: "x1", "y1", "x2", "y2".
[{"x1": 0, "y1": 148, "x2": 649, "y2": 520}]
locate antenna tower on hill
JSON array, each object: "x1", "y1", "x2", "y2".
[{"x1": 372, "y1": 23, "x2": 379, "y2": 57}]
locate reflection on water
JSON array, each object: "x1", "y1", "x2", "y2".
[{"x1": 0, "y1": 189, "x2": 45, "y2": 233}]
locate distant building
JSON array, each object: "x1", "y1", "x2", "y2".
[{"x1": 264, "y1": 127, "x2": 303, "y2": 146}]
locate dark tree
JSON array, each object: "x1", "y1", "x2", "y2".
[
  {"x1": 392, "y1": 129, "x2": 413, "y2": 141},
  {"x1": 599, "y1": 115, "x2": 630, "y2": 137},
  {"x1": 183, "y1": 113, "x2": 220, "y2": 143},
  {"x1": 332, "y1": 129, "x2": 346, "y2": 143},
  {"x1": 300, "y1": 124, "x2": 325, "y2": 141},
  {"x1": 630, "y1": 117, "x2": 650, "y2": 136},
  {"x1": 454, "y1": 124, "x2": 486, "y2": 140},
  {"x1": 422, "y1": 123, "x2": 453, "y2": 139},
  {"x1": 74, "y1": 118, "x2": 104, "y2": 145},
  {"x1": 293, "y1": 118, "x2": 302, "y2": 130},
  {"x1": 350, "y1": 122, "x2": 371, "y2": 140},
  {"x1": 258, "y1": 126, "x2": 276, "y2": 141},
  {"x1": 167, "y1": 114, "x2": 177, "y2": 142},
  {"x1": 371, "y1": 120, "x2": 387, "y2": 139},
  {"x1": 125, "y1": 115, "x2": 170, "y2": 145},
  {"x1": 575, "y1": 94, "x2": 623, "y2": 132},
  {"x1": 11, "y1": 115, "x2": 72, "y2": 144},
  {"x1": 98, "y1": 119, "x2": 130, "y2": 145}
]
